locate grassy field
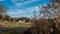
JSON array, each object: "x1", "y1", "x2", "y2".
[
  {"x1": 0, "y1": 22, "x2": 32, "y2": 34},
  {"x1": 0, "y1": 22, "x2": 31, "y2": 28}
]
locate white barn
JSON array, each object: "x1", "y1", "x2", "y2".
[{"x1": 18, "y1": 20, "x2": 25, "y2": 23}]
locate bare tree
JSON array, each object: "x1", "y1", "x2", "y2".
[
  {"x1": 4, "y1": 15, "x2": 11, "y2": 22},
  {"x1": 0, "y1": 14, "x2": 3, "y2": 20},
  {"x1": 31, "y1": 0, "x2": 60, "y2": 34},
  {"x1": 0, "y1": 4, "x2": 7, "y2": 21},
  {"x1": 0, "y1": 4, "x2": 6, "y2": 15}
]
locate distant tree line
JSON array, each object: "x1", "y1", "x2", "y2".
[
  {"x1": 0, "y1": 14, "x2": 31, "y2": 22},
  {"x1": 10, "y1": 17, "x2": 31, "y2": 22}
]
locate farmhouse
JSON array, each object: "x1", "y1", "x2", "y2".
[{"x1": 18, "y1": 20, "x2": 25, "y2": 23}]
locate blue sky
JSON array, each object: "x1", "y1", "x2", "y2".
[{"x1": 0, "y1": 0, "x2": 51, "y2": 18}]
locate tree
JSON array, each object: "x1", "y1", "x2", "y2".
[
  {"x1": 0, "y1": 14, "x2": 3, "y2": 20},
  {"x1": 0, "y1": 4, "x2": 7, "y2": 21},
  {"x1": 4, "y1": 15, "x2": 11, "y2": 21},
  {"x1": 19, "y1": 17, "x2": 31, "y2": 22},
  {"x1": 31, "y1": 0, "x2": 60, "y2": 34},
  {"x1": 0, "y1": 4, "x2": 6, "y2": 15}
]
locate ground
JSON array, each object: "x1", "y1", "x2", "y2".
[
  {"x1": 0, "y1": 22, "x2": 32, "y2": 34},
  {"x1": 0, "y1": 22, "x2": 31, "y2": 28}
]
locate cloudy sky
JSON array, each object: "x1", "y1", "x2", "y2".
[{"x1": 0, "y1": 0, "x2": 51, "y2": 18}]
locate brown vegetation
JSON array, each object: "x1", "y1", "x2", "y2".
[{"x1": 31, "y1": 17, "x2": 60, "y2": 34}]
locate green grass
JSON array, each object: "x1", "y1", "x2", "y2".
[{"x1": 0, "y1": 22, "x2": 31, "y2": 28}]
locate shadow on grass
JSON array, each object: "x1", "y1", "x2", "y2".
[{"x1": 0, "y1": 28, "x2": 32, "y2": 34}]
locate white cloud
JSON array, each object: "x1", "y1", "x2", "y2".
[
  {"x1": 7, "y1": 9, "x2": 25, "y2": 15},
  {"x1": 22, "y1": 14, "x2": 33, "y2": 18},
  {"x1": 7, "y1": 4, "x2": 48, "y2": 18},
  {"x1": 7, "y1": 6, "x2": 40, "y2": 18},
  {"x1": 11, "y1": 0, "x2": 38, "y2": 6},
  {"x1": 26, "y1": 6, "x2": 39, "y2": 12}
]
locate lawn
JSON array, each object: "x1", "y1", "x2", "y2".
[{"x1": 0, "y1": 22, "x2": 31, "y2": 28}]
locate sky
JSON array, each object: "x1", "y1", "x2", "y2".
[{"x1": 0, "y1": 0, "x2": 51, "y2": 18}]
